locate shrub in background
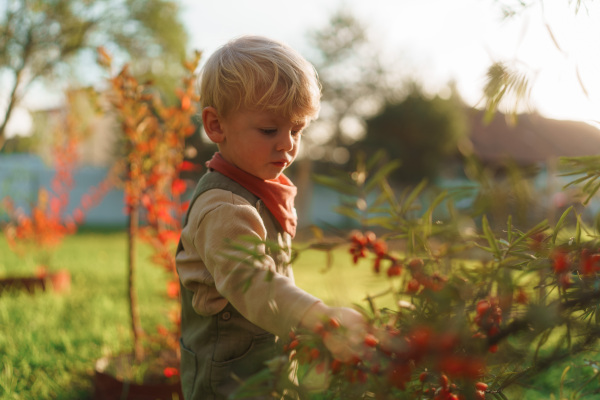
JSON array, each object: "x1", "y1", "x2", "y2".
[
  {"x1": 2, "y1": 90, "x2": 111, "y2": 276},
  {"x1": 98, "y1": 46, "x2": 201, "y2": 371}
]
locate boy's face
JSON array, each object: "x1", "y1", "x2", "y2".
[{"x1": 217, "y1": 108, "x2": 308, "y2": 180}]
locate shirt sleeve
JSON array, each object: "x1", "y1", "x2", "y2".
[{"x1": 188, "y1": 189, "x2": 321, "y2": 337}]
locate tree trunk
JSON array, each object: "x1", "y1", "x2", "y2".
[
  {"x1": 128, "y1": 203, "x2": 144, "y2": 362},
  {"x1": 0, "y1": 70, "x2": 24, "y2": 152},
  {"x1": 293, "y1": 157, "x2": 314, "y2": 233}
]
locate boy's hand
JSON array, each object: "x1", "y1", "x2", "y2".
[{"x1": 300, "y1": 302, "x2": 369, "y2": 362}]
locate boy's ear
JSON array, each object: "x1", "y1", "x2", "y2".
[{"x1": 202, "y1": 107, "x2": 225, "y2": 143}]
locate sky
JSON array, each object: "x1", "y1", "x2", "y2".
[
  {"x1": 179, "y1": 0, "x2": 600, "y2": 126},
  {"x1": 3, "y1": 0, "x2": 600, "y2": 138}
]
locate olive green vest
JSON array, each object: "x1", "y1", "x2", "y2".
[{"x1": 177, "y1": 170, "x2": 287, "y2": 399}]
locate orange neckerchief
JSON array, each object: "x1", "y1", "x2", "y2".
[{"x1": 206, "y1": 152, "x2": 298, "y2": 237}]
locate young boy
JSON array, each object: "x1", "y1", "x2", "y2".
[{"x1": 176, "y1": 35, "x2": 366, "y2": 400}]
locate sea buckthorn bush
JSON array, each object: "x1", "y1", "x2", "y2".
[{"x1": 234, "y1": 153, "x2": 600, "y2": 400}]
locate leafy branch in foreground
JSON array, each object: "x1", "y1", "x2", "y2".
[{"x1": 233, "y1": 151, "x2": 600, "y2": 399}]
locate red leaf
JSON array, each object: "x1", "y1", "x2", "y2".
[
  {"x1": 180, "y1": 161, "x2": 202, "y2": 172},
  {"x1": 171, "y1": 179, "x2": 187, "y2": 196}
]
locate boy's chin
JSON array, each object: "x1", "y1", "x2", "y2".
[{"x1": 264, "y1": 172, "x2": 283, "y2": 181}]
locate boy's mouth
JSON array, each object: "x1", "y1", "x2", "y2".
[{"x1": 272, "y1": 159, "x2": 289, "y2": 168}]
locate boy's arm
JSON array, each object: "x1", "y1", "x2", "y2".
[{"x1": 186, "y1": 190, "x2": 322, "y2": 337}]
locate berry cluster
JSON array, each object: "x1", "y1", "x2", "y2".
[
  {"x1": 473, "y1": 299, "x2": 502, "y2": 353},
  {"x1": 551, "y1": 248, "x2": 600, "y2": 289},
  {"x1": 285, "y1": 320, "x2": 490, "y2": 399},
  {"x1": 406, "y1": 258, "x2": 448, "y2": 293},
  {"x1": 419, "y1": 372, "x2": 488, "y2": 400},
  {"x1": 348, "y1": 231, "x2": 450, "y2": 291},
  {"x1": 349, "y1": 230, "x2": 394, "y2": 274}
]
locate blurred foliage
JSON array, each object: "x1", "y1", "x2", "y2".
[
  {"x1": 0, "y1": 133, "x2": 38, "y2": 153},
  {"x1": 357, "y1": 85, "x2": 468, "y2": 184},
  {"x1": 306, "y1": 8, "x2": 399, "y2": 162},
  {"x1": 484, "y1": 0, "x2": 596, "y2": 122},
  {"x1": 561, "y1": 156, "x2": 600, "y2": 207},
  {"x1": 483, "y1": 62, "x2": 531, "y2": 125},
  {"x1": 0, "y1": 0, "x2": 188, "y2": 150}
]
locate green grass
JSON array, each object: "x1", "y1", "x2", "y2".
[
  {"x1": 0, "y1": 232, "x2": 174, "y2": 400},
  {"x1": 0, "y1": 232, "x2": 389, "y2": 400},
  {"x1": 0, "y1": 232, "x2": 597, "y2": 399},
  {"x1": 292, "y1": 246, "x2": 397, "y2": 310}
]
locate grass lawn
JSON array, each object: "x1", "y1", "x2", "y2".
[{"x1": 0, "y1": 231, "x2": 596, "y2": 399}]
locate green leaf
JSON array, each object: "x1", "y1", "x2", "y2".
[
  {"x1": 576, "y1": 215, "x2": 582, "y2": 245},
  {"x1": 364, "y1": 159, "x2": 402, "y2": 192},
  {"x1": 562, "y1": 174, "x2": 591, "y2": 188},
  {"x1": 559, "y1": 365, "x2": 570, "y2": 400},
  {"x1": 366, "y1": 149, "x2": 387, "y2": 171},
  {"x1": 551, "y1": 206, "x2": 573, "y2": 245},
  {"x1": 400, "y1": 180, "x2": 428, "y2": 214},
  {"x1": 312, "y1": 174, "x2": 356, "y2": 195},
  {"x1": 334, "y1": 205, "x2": 361, "y2": 220},
  {"x1": 422, "y1": 190, "x2": 448, "y2": 223},
  {"x1": 583, "y1": 180, "x2": 600, "y2": 205},
  {"x1": 509, "y1": 219, "x2": 549, "y2": 250},
  {"x1": 482, "y1": 215, "x2": 500, "y2": 257},
  {"x1": 364, "y1": 216, "x2": 395, "y2": 227}
]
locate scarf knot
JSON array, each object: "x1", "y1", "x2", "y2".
[{"x1": 206, "y1": 152, "x2": 297, "y2": 237}]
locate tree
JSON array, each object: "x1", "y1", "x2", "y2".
[
  {"x1": 359, "y1": 85, "x2": 468, "y2": 183},
  {"x1": 100, "y1": 47, "x2": 200, "y2": 362},
  {"x1": 0, "y1": 0, "x2": 188, "y2": 151},
  {"x1": 305, "y1": 8, "x2": 399, "y2": 163}
]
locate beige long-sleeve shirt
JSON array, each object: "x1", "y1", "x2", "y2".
[{"x1": 176, "y1": 189, "x2": 321, "y2": 338}]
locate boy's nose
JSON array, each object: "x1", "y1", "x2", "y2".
[{"x1": 277, "y1": 131, "x2": 295, "y2": 152}]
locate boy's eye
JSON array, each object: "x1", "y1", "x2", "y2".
[{"x1": 260, "y1": 128, "x2": 278, "y2": 135}]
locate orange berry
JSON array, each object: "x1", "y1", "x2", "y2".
[
  {"x1": 329, "y1": 317, "x2": 341, "y2": 329},
  {"x1": 387, "y1": 263, "x2": 402, "y2": 277},
  {"x1": 330, "y1": 359, "x2": 342, "y2": 374},
  {"x1": 314, "y1": 321, "x2": 324, "y2": 335},
  {"x1": 288, "y1": 339, "x2": 299, "y2": 350},
  {"x1": 475, "y1": 382, "x2": 488, "y2": 391},
  {"x1": 476, "y1": 300, "x2": 491, "y2": 316},
  {"x1": 316, "y1": 361, "x2": 326, "y2": 374},
  {"x1": 407, "y1": 278, "x2": 420, "y2": 293},
  {"x1": 365, "y1": 231, "x2": 376, "y2": 244},
  {"x1": 515, "y1": 288, "x2": 528, "y2": 304},
  {"x1": 364, "y1": 333, "x2": 378, "y2": 347},
  {"x1": 309, "y1": 348, "x2": 320, "y2": 360},
  {"x1": 440, "y1": 374, "x2": 449, "y2": 389},
  {"x1": 373, "y1": 240, "x2": 387, "y2": 256},
  {"x1": 373, "y1": 257, "x2": 382, "y2": 273},
  {"x1": 553, "y1": 250, "x2": 569, "y2": 274},
  {"x1": 357, "y1": 370, "x2": 368, "y2": 383}
]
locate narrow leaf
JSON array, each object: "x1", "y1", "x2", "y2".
[
  {"x1": 400, "y1": 180, "x2": 428, "y2": 214},
  {"x1": 482, "y1": 215, "x2": 500, "y2": 257},
  {"x1": 312, "y1": 174, "x2": 356, "y2": 196},
  {"x1": 364, "y1": 159, "x2": 402, "y2": 192},
  {"x1": 551, "y1": 206, "x2": 574, "y2": 245}
]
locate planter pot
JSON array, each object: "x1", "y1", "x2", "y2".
[
  {"x1": 0, "y1": 269, "x2": 71, "y2": 295},
  {"x1": 0, "y1": 276, "x2": 46, "y2": 294},
  {"x1": 48, "y1": 269, "x2": 71, "y2": 293},
  {"x1": 93, "y1": 352, "x2": 183, "y2": 400}
]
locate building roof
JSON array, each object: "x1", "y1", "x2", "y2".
[{"x1": 467, "y1": 109, "x2": 600, "y2": 165}]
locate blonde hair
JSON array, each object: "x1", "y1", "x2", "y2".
[{"x1": 199, "y1": 35, "x2": 321, "y2": 121}]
